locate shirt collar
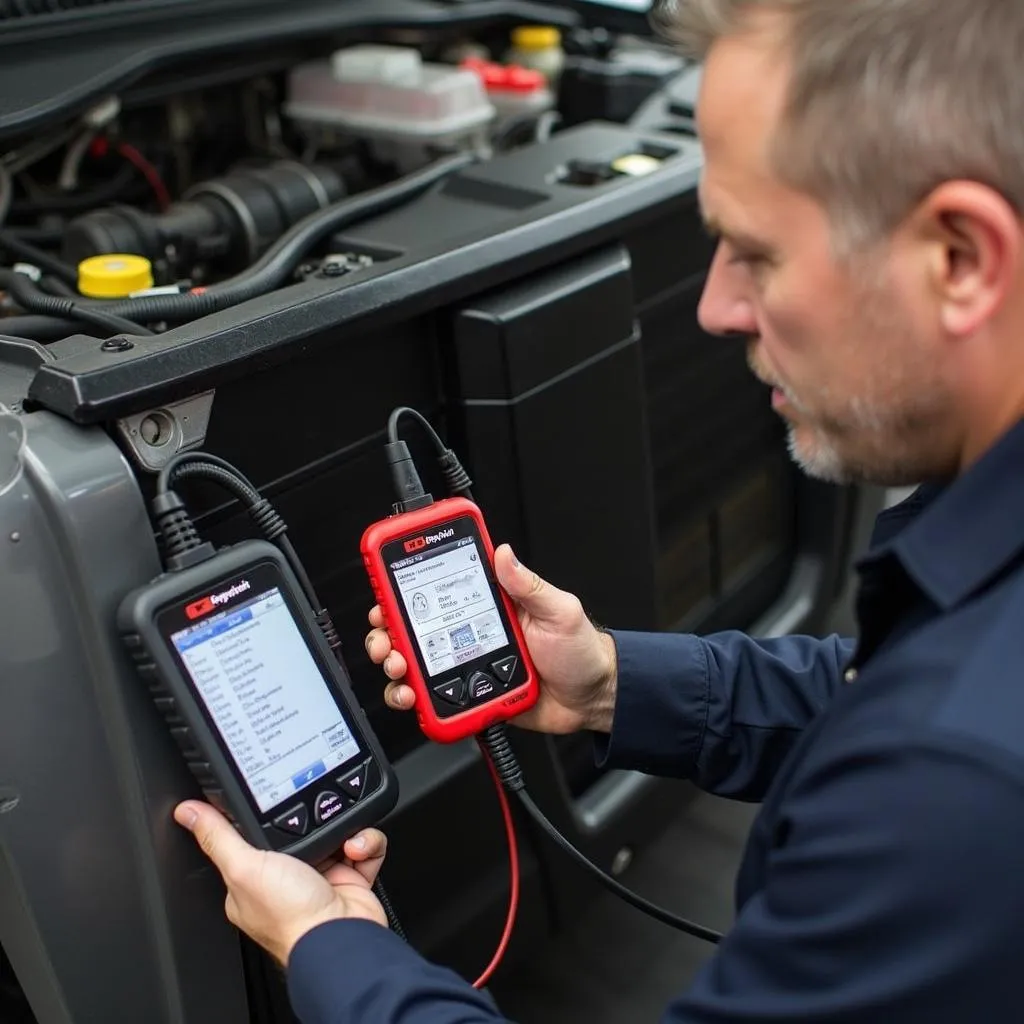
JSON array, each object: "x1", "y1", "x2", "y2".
[{"x1": 872, "y1": 417, "x2": 1024, "y2": 610}]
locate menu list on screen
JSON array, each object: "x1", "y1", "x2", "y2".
[{"x1": 171, "y1": 587, "x2": 362, "y2": 813}]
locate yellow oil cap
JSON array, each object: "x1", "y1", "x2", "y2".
[
  {"x1": 77, "y1": 254, "x2": 154, "y2": 298},
  {"x1": 511, "y1": 25, "x2": 561, "y2": 50},
  {"x1": 611, "y1": 153, "x2": 663, "y2": 177}
]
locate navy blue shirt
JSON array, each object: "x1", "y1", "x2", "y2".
[{"x1": 288, "y1": 419, "x2": 1024, "y2": 1022}]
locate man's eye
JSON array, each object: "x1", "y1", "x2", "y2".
[{"x1": 728, "y1": 252, "x2": 766, "y2": 267}]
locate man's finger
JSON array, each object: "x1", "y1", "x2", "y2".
[
  {"x1": 365, "y1": 628, "x2": 391, "y2": 663},
  {"x1": 384, "y1": 681, "x2": 416, "y2": 710},
  {"x1": 368, "y1": 605, "x2": 384, "y2": 628},
  {"x1": 344, "y1": 828, "x2": 387, "y2": 863},
  {"x1": 174, "y1": 800, "x2": 254, "y2": 879},
  {"x1": 382, "y1": 650, "x2": 408, "y2": 680}
]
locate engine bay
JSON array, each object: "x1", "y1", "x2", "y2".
[{"x1": 0, "y1": 1, "x2": 688, "y2": 348}]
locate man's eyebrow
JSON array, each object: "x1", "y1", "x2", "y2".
[{"x1": 701, "y1": 214, "x2": 772, "y2": 254}]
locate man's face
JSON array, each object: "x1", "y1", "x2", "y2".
[{"x1": 695, "y1": 21, "x2": 956, "y2": 486}]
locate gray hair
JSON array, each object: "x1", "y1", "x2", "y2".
[{"x1": 657, "y1": 0, "x2": 1024, "y2": 251}]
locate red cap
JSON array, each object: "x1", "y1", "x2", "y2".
[{"x1": 461, "y1": 58, "x2": 546, "y2": 93}]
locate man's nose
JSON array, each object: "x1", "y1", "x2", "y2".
[{"x1": 697, "y1": 245, "x2": 757, "y2": 338}]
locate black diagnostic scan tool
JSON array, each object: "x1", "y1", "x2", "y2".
[{"x1": 118, "y1": 538, "x2": 397, "y2": 864}]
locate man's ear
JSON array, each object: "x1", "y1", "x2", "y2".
[{"x1": 916, "y1": 181, "x2": 1020, "y2": 338}]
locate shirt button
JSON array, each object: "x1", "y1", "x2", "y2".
[{"x1": 844, "y1": 668, "x2": 859, "y2": 684}]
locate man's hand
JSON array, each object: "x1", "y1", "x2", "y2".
[
  {"x1": 174, "y1": 800, "x2": 388, "y2": 966},
  {"x1": 366, "y1": 544, "x2": 619, "y2": 735}
]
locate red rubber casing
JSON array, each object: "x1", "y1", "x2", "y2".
[{"x1": 361, "y1": 497, "x2": 539, "y2": 743}]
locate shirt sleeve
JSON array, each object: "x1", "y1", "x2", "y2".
[
  {"x1": 660, "y1": 732, "x2": 1024, "y2": 1023},
  {"x1": 287, "y1": 734, "x2": 1024, "y2": 1024},
  {"x1": 287, "y1": 918, "x2": 506, "y2": 1024},
  {"x1": 594, "y1": 630, "x2": 854, "y2": 801}
]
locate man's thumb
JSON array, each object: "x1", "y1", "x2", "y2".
[
  {"x1": 494, "y1": 545, "x2": 562, "y2": 619},
  {"x1": 175, "y1": 800, "x2": 250, "y2": 872}
]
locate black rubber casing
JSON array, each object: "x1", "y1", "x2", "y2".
[{"x1": 116, "y1": 538, "x2": 398, "y2": 864}]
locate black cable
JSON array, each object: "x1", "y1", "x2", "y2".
[
  {"x1": 57, "y1": 151, "x2": 477, "y2": 328},
  {"x1": 517, "y1": 787, "x2": 724, "y2": 944},
  {"x1": 0, "y1": 231, "x2": 78, "y2": 286},
  {"x1": 387, "y1": 405, "x2": 447, "y2": 450},
  {"x1": 157, "y1": 449, "x2": 258, "y2": 494},
  {"x1": 4, "y1": 225, "x2": 64, "y2": 245},
  {"x1": 39, "y1": 275, "x2": 77, "y2": 297},
  {"x1": 158, "y1": 454, "x2": 320, "y2": 611},
  {"x1": 380, "y1": 408, "x2": 723, "y2": 946},
  {"x1": 387, "y1": 405, "x2": 475, "y2": 501},
  {"x1": 0, "y1": 269, "x2": 153, "y2": 338},
  {"x1": 10, "y1": 163, "x2": 136, "y2": 216},
  {"x1": 478, "y1": 726, "x2": 723, "y2": 945},
  {"x1": 372, "y1": 877, "x2": 407, "y2": 941}
]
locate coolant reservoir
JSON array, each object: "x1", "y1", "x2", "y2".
[{"x1": 285, "y1": 45, "x2": 495, "y2": 160}]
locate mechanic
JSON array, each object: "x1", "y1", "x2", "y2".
[{"x1": 172, "y1": 0, "x2": 1024, "y2": 1020}]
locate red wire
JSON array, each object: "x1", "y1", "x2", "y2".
[
  {"x1": 472, "y1": 738, "x2": 520, "y2": 989},
  {"x1": 116, "y1": 141, "x2": 172, "y2": 211}
]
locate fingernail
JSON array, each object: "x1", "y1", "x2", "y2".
[
  {"x1": 509, "y1": 547, "x2": 520, "y2": 567},
  {"x1": 351, "y1": 835, "x2": 367, "y2": 851},
  {"x1": 176, "y1": 805, "x2": 198, "y2": 830}
]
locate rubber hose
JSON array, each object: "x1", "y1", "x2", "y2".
[
  {"x1": 0, "y1": 230, "x2": 78, "y2": 286},
  {"x1": 0, "y1": 315, "x2": 86, "y2": 342},
  {"x1": 63, "y1": 151, "x2": 477, "y2": 326},
  {"x1": 0, "y1": 269, "x2": 153, "y2": 337}
]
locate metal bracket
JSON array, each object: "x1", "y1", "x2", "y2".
[{"x1": 115, "y1": 390, "x2": 216, "y2": 472}]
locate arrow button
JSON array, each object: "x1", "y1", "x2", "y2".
[
  {"x1": 433, "y1": 677, "x2": 467, "y2": 707},
  {"x1": 336, "y1": 765, "x2": 367, "y2": 803},
  {"x1": 490, "y1": 656, "x2": 518, "y2": 686},
  {"x1": 273, "y1": 803, "x2": 309, "y2": 837}
]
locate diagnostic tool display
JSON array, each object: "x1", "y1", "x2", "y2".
[
  {"x1": 362, "y1": 497, "x2": 538, "y2": 743},
  {"x1": 393, "y1": 533, "x2": 510, "y2": 678},
  {"x1": 119, "y1": 540, "x2": 397, "y2": 862}
]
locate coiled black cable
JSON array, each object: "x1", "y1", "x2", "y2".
[
  {"x1": 371, "y1": 878, "x2": 407, "y2": 941},
  {"x1": 56, "y1": 151, "x2": 477, "y2": 328}
]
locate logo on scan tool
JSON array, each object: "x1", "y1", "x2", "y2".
[
  {"x1": 403, "y1": 527, "x2": 455, "y2": 553},
  {"x1": 185, "y1": 580, "x2": 251, "y2": 620}
]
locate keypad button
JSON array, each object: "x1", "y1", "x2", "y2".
[
  {"x1": 490, "y1": 656, "x2": 518, "y2": 686},
  {"x1": 468, "y1": 671, "x2": 496, "y2": 700},
  {"x1": 273, "y1": 803, "x2": 309, "y2": 836},
  {"x1": 433, "y1": 678, "x2": 467, "y2": 706},
  {"x1": 314, "y1": 791, "x2": 347, "y2": 825},
  {"x1": 336, "y1": 765, "x2": 367, "y2": 804}
]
